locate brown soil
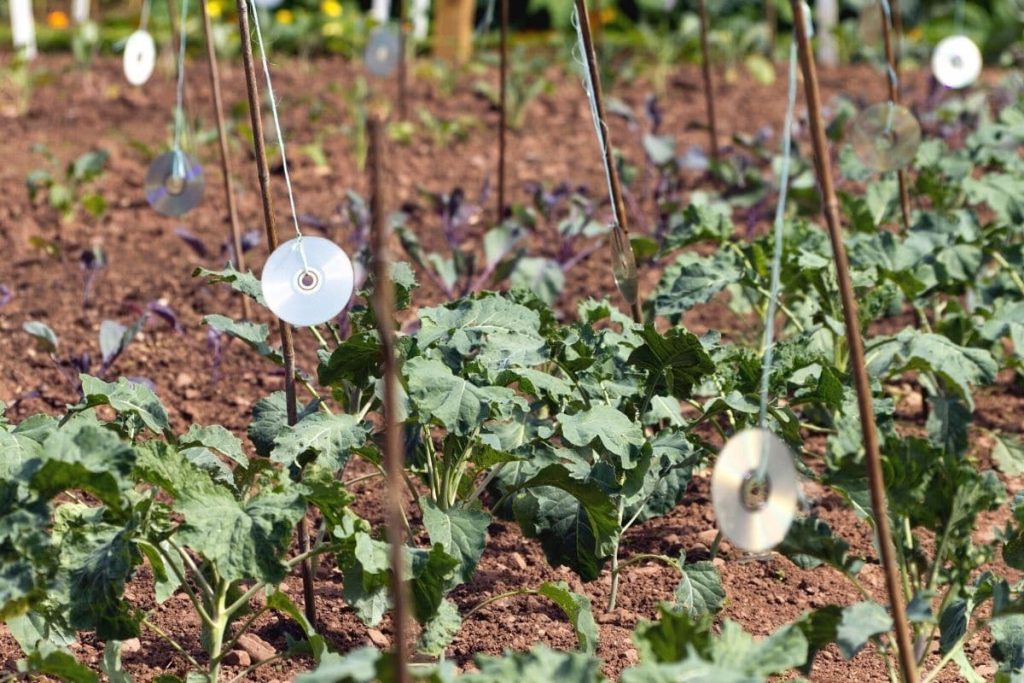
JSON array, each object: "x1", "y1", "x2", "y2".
[{"x1": 0, "y1": 51, "x2": 1019, "y2": 682}]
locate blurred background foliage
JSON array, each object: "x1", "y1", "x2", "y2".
[{"x1": 0, "y1": 0, "x2": 1022, "y2": 69}]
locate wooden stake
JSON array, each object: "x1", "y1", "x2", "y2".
[
  {"x1": 497, "y1": 0, "x2": 508, "y2": 221},
  {"x1": 791, "y1": 4, "x2": 919, "y2": 682},
  {"x1": 434, "y1": 0, "x2": 474, "y2": 64},
  {"x1": 697, "y1": 0, "x2": 720, "y2": 165},
  {"x1": 201, "y1": 0, "x2": 250, "y2": 320},
  {"x1": 574, "y1": 0, "x2": 641, "y2": 323},
  {"x1": 879, "y1": 0, "x2": 913, "y2": 230},
  {"x1": 368, "y1": 113, "x2": 411, "y2": 683},
  {"x1": 234, "y1": 0, "x2": 316, "y2": 627},
  {"x1": 397, "y1": 0, "x2": 408, "y2": 120}
]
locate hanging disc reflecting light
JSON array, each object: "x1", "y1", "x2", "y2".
[
  {"x1": 145, "y1": 150, "x2": 205, "y2": 216},
  {"x1": 932, "y1": 35, "x2": 982, "y2": 89},
  {"x1": 365, "y1": 26, "x2": 400, "y2": 77},
  {"x1": 712, "y1": 428, "x2": 798, "y2": 553},
  {"x1": 849, "y1": 103, "x2": 921, "y2": 173},
  {"x1": 611, "y1": 228, "x2": 638, "y2": 305},
  {"x1": 261, "y1": 236, "x2": 354, "y2": 327},
  {"x1": 123, "y1": 30, "x2": 156, "y2": 86}
]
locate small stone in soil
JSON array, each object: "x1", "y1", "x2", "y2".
[
  {"x1": 120, "y1": 637, "x2": 142, "y2": 655},
  {"x1": 223, "y1": 650, "x2": 251, "y2": 667},
  {"x1": 237, "y1": 633, "x2": 276, "y2": 663},
  {"x1": 509, "y1": 552, "x2": 528, "y2": 571},
  {"x1": 367, "y1": 628, "x2": 390, "y2": 648},
  {"x1": 697, "y1": 528, "x2": 719, "y2": 546}
]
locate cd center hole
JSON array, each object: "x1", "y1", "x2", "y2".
[
  {"x1": 951, "y1": 55, "x2": 963, "y2": 68},
  {"x1": 165, "y1": 174, "x2": 186, "y2": 195},
  {"x1": 298, "y1": 270, "x2": 319, "y2": 290},
  {"x1": 740, "y1": 472, "x2": 771, "y2": 511}
]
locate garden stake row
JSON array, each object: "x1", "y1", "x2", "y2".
[
  {"x1": 368, "y1": 112, "x2": 412, "y2": 683},
  {"x1": 497, "y1": 0, "x2": 508, "y2": 221},
  {"x1": 234, "y1": 0, "x2": 316, "y2": 626},
  {"x1": 697, "y1": 0, "x2": 720, "y2": 165},
  {"x1": 200, "y1": 0, "x2": 250, "y2": 320},
  {"x1": 878, "y1": 0, "x2": 913, "y2": 229},
  {"x1": 791, "y1": 2, "x2": 919, "y2": 681},
  {"x1": 573, "y1": 0, "x2": 641, "y2": 323}
]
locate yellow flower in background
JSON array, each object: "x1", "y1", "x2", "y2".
[
  {"x1": 600, "y1": 6, "x2": 616, "y2": 24},
  {"x1": 321, "y1": 0, "x2": 342, "y2": 18},
  {"x1": 47, "y1": 10, "x2": 70, "y2": 29},
  {"x1": 275, "y1": 9, "x2": 294, "y2": 24},
  {"x1": 206, "y1": 0, "x2": 223, "y2": 18}
]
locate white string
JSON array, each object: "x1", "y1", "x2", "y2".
[
  {"x1": 571, "y1": 7, "x2": 618, "y2": 228},
  {"x1": 172, "y1": 0, "x2": 188, "y2": 155},
  {"x1": 879, "y1": 0, "x2": 899, "y2": 133},
  {"x1": 475, "y1": 0, "x2": 497, "y2": 36},
  {"x1": 139, "y1": 0, "x2": 151, "y2": 31},
  {"x1": 754, "y1": 38, "x2": 799, "y2": 483},
  {"x1": 246, "y1": 0, "x2": 308, "y2": 268}
]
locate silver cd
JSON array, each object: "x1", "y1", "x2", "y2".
[
  {"x1": 711, "y1": 428, "x2": 798, "y2": 553},
  {"x1": 145, "y1": 150, "x2": 205, "y2": 217},
  {"x1": 261, "y1": 236, "x2": 355, "y2": 327},
  {"x1": 365, "y1": 26, "x2": 400, "y2": 77},
  {"x1": 849, "y1": 102, "x2": 921, "y2": 173},
  {"x1": 124, "y1": 30, "x2": 156, "y2": 86},
  {"x1": 932, "y1": 35, "x2": 982, "y2": 90}
]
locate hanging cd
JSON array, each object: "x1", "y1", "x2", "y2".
[
  {"x1": 261, "y1": 236, "x2": 355, "y2": 327},
  {"x1": 365, "y1": 26, "x2": 401, "y2": 77},
  {"x1": 932, "y1": 35, "x2": 982, "y2": 89},
  {"x1": 145, "y1": 150, "x2": 205, "y2": 217},
  {"x1": 712, "y1": 428, "x2": 799, "y2": 553},
  {"x1": 848, "y1": 102, "x2": 921, "y2": 173},
  {"x1": 124, "y1": 30, "x2": 156, "y2": 86}
]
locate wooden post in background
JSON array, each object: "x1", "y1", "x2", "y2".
[{"x1": 434, "y1": 0, "x2": 474, "y2": 64}]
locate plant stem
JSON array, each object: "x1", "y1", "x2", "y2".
[
  {"x1": 697, "y1": 0, "x2": 720, "y2": 164},
  {"x1": 207, "y1": 581, "x2": 229, "y2": 682},
  {"x1": 226, "y1": 653, "x2": 286, "y2": 683},
  {"x1": 142, "y1": 618, "x2": 199, "y2": 668},
  {"x1": 607, "y1": 496, "x2": 626, "y2": 611},
  {"x1": 464, "y1": 588, "x2": 533, "y2": 620},
  {"x1": 218, "y1": 605, "x2": 269, "y2": 658},
  {"x1": 153, "y1": 541, "x2": 214, "y2": 627},
  {"x1": 993, "y1": 252, "x2": 1024, "y2": 296},
  {"x1": 920, "y1": 626, "x2": 980, "y2": 683},
  {"x1": 309, "y1": 325, "x2": 330, "y2": 349}
]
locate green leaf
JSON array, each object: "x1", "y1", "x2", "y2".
[
  {"x1": 19, "y1": 645, "x2": 99, "y2": 683},
  {"x1": 864, "y1": 329, "x2": 997, "y2": 409},
  {"x1": 512, "y1": 464, "x2": 619, "y2": 581},
  {"x1": 421, "y1": 498, "x2": 490, "y2": 586},
  {"x1": 406, "y1": 357, "x2": 519, "y2": 436},
  {"x1": 202, "y1": 315, "x2": 283, "y2": 365},
  {"x1": 627, "y1": 325, "x2": 715, "y2": 400},
  {"x1": 674, "y1": 560, "x2": 725, "y2": 618},
  {"x1": 23, "y1": 321, "x2": 58, "y2": 353},
  {"x1": 176, "y1": 486, "x2": 306, "y2": 585},
  {"x1": 462, "y1": 645, "x2": 603, "y2": 683},
  {"x1": 32, "y1": 423, "x2": 136, "y2": 507},
  {"x1": 416, "y1": 598, "x2": 462, "y2": 657},
  {"x1": 409, "y1": 544, "x2": 460, "y2": 623},
  {"x1": 536, "y1": 581, "x2": 599, "y2": 654},
  {"x1": 101, "y1": 640, "x2": 132, "y2": 683},
  {"x1": 992, "y1": 433, "x2": 1024, "y2": 476},
  {"x1": 294, "y1": 646, "x2": 382, "y2": 683},
  {"x1": 317, "y1": 332, "x2": 380, "y2": 388},
  {"x1": 340, "y1": 533, "x2": 391, "y2": 626},
  {"x1": 558, "y1": 405, "x2": 644, "y2": 469},
  {"x1": 835, "y1": 601, "x2": 892, "y2": 659},
  {"x1": 778, "y1": 516, "x2": 864, "y2": 576},
  {"x1": 98, "y1": 318, "x2": 145, "y2": 370},
  {"x1": 76, "y1": 375, "x2": 170, "y2": 436},
  {"x1": 179, "y1": 425, "x2": 249, "y2": 469},
  {"x1": 633, "y1": 605, "x2": 713, "y2": 664},
  {"x1": 193, "y1": 265, "x2": 267, "y2": 306},
  {"x1": 416, "y1": 295, "x2": 547, "y2": 372},
  {"x1": 247, "y1": 392, "x2": 312, "y2": 457},
  {"x1": 271, "y1": 412, "x2": 366, "y2": 471},
  {"x1": 654, "y1": 251, "x2": 741, "y2": 320},
  {"x1": 71, "y1": 149, "x2": 109, "y2": 181},
  {"x1": 991, "y1": 615, "x2": 1024, "y2": 673}
]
